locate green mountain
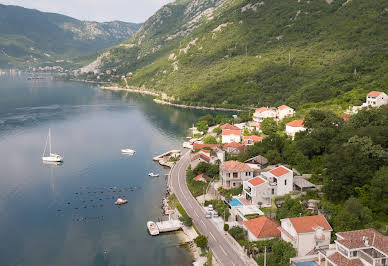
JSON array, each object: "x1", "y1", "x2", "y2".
[
  {"x1": 0, "y1": 4, "x2": 142, "y2": 68},
  {"x1": 83, "y1": 0, "x2": 387, "y2": 110}
]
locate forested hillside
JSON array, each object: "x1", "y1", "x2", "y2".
[
  {"x1": 85, "y1": 0, "x2": 387, "y2": 110},
  {"x1": 0, "y1": 4, "x2": 141, "y2": 68}
]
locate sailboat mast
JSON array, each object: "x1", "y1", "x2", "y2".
[{"x1": 49, "y1": 128, "x2": 52, "y2": 155}]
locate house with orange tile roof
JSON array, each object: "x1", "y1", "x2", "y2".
[
  {"x1": 220, "y1": 161, "x2": 253, "y2": 188},
  {"x1": 261, "y1": 165, "x2": 294, "y2": 196},
  {"x1": 285, "y1": 120, "x2": 306, "y2": 139},
  {"x1": 242, "y1": 177, "x2": 271, "y2": 206},
  {"x1": 220, "y1": 123, "x2": 241, "y2": 131},
  {"x1": 243, "y1": 216, "x2": 281, "y2": 241},
  {"x1": 191, "y1": 152, "x2": 211, "y2": 168},
  {"x1": 221, "y1": 129, "x2": 242, "y2": 144},
  {"x1": 365, "y1": 91, "x2": 388, "y2": 107},
  {"x1": 277, "y1": 105, "x2": 295, "y2": 120},
  {"x1": 279, "y1": 214, "x2": 332, "y2": 256},
  {"x1": 193, "y1": 173, "x2": 211, "y2": 182},
  {"x1": 317, "y1": 228, "x2": 388, "y2": 266},
  {"x1": 243, "y1": 135, "x2": 263, "y2": 145},
  {"x1": 224, "y1": 141, "x2": 246, "y2": 155},
  {"x1": 253, "y1": 107, "x2": 277, "y2": 122}
]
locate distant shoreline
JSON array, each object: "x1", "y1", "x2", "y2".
[{"x1": 100, "y1": 85, "x2": 242, "y2": 112}]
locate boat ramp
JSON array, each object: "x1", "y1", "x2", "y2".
[{"x1": 153, "y1": 150, "x2": 181, "y2": 168}]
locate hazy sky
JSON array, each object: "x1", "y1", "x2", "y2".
[{"x1": 0, "y1": 0, "x2": 173, "y2": 23}]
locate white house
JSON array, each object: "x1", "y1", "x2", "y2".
[
  {"x1": 277, "y1": 105, "x2": 295, "y2": 120},
  {"x1": 243, "y1": 216, "x2": 281, "y2": 241},
  {"x1": 365, "y1": 91, "x2": 388, "y2": 107},
  {"x1": 243, "y1": 177, "x2": 271, "y2": 206},
  {"x1": 285, "y1": 120, "x2": 306, "y2": 139},
  {"x1": 318, "y1": 228, "x2": 388, "y2": 266},
  {"x1": 261, "y1": 165, "x2": 294, "y2": 196},
  {"x1": 279, "y1": 215, "x2": 332, "y2": 257},
  {"x1": 253, "y1": 107, "x2": 277, "y2": 122},
  {"x1": 220, "y1": 161, "x2": 253, "y2": 188},
  {"x1": 221, "y1": 129, "x2": 242, "y2": 144}
]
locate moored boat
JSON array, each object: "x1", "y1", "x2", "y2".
[
  {"x1": 121, "y1": 149, "x2": 135, "y2": 155},
  {"x1": 42, "y1": 128, "x2": 63, "y2": 162},
  {"x1": 114, "y1": 198, "x2": 128, "y2": 205}
]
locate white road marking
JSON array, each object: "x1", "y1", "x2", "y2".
[
  {"x1": 209, "y1": 232, "x2": 216, "y2": 240},
  {"x1": 201, "y1": 220, "x2": 206, "y2": 227},
  {"x1": 220, "y1": 246, "x2": 227, "y2": 255}
]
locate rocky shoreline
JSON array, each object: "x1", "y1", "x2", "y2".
[
  {"x1": 100, "y1": 86, "x2": 159, "y2": 97},
  {"x1": 153, "y1": 98, "x2": 243, "y2": 112}
]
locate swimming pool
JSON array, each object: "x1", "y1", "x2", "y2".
[
  {"x1": 229, "y1": 198, "x2": 243, "y2": 207},
  {"x1": 296, "y1": 261, "x2": 319, "y2": 266}
]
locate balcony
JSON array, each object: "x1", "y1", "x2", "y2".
[
  {"x1": 244, "y1": 189, "x2": 252, "y2": 196},
  {"x1": 359, "y1": 248, "x2": 387, "y2": 266}
]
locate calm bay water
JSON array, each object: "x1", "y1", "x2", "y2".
[{"x1": 0, "y1": 74, "x2": 223, "y2": 266}]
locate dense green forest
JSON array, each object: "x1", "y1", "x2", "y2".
[{"x1": 88, "y1": 0, "x2": 387, "y2": 110}]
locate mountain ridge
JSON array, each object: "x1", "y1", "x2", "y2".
[
  {"x1": 0, "y1": 4, "x2": 142, "y2": 68},
  {"x1": 78, "y1": 0, "x2": 388, "y2": 111}
]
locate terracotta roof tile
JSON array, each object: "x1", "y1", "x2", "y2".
[
  {"x1": 200, "y1": 149, "x2": 211, "y2": 154},
  {"x1": 243, "y1": 135, "x2": 263, "y2": 142},
  {"x1": 336, "y1": 228, "x2": 388, "y2": 254},
  {"x1": 327, "y1": 252, "x2": 363, "y2": 266},
  {"x1": 248, "y1": 177, "x2": 266, "y2": 187},
  {"x1": 255, "y1": 107, "x2": 269, "y2": 113},
  {"x1": 191, "y1": 153, "x2": 210, "y2": 162},
  {"x1": 224, "y1": 142, "x2": 244, "y2": 148},
  {"x1": 221, "y1": 123, "x2": 240, "y2": 130},
  {"x1": 222, "y1": 130, "x2": 241, "y2": 136},
  {"x1": 269, "y1": 166, "x2": 291, "y2": 177},
  {"x1": 286, "y1": 120, "x2": 304, "y2": 127},
  {"x1": 192, "y1": 144, "x2": 220, "y2": 150},
  {"x1": 289, "y1": 215, "x2": 332, "y2": 233},
  {"x1": 278, "y1": 105, "x2": 292, "y2": 110},
  {"x1": 243, "y1": 217, "x2": 281, "y2": 238},
  {"x1": 221, "y1": 161, "x2": 252, "y2": 172},
  {"x1": 193, "y1": 173, "x2": 210, "y2": 181},
  {"x1": 367, "y1": 91, "x2": 384, "y2": 97},
  {"x1": 339, "y1": 114, "x2": 351, "y2": 121}
]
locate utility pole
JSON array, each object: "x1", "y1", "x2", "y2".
[{"x1": 264, "y1": 246, "x2": 267, "y2": 266}]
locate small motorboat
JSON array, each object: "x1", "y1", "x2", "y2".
[
  {"x1": 148, "y1": 172, "x2": 159, "y2": 177},
  {"x1": 114, "y1": 198, "x2": 128, "y2": 205},
  {"x1": 121, "y1": 149, "x2": 135, "y2": 155},
  {"x1": 147, "y1": 221, "x2": 159, "y2": 236}
]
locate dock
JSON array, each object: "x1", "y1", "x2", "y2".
[
  {"x1": 147, "y1": 219, "x2": 183, "y2": 236},
  {"x1": 153, "y1": 150, "x2": 181, "y2": 168}
]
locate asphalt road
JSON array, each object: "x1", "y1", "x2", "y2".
[{"x1": 169, "y1": 151, "x2": 248, "y2": 266}]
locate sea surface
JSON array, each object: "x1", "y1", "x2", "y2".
[{"x1": 0, "y1": 74, "x2": 225, "y2": 266}]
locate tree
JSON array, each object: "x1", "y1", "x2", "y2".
[
  {"x1": 194, "y1": 235, "x2": 208, "y2": 249},
  {"x1": 203, "y1": 135, "x2": 218, "y2": 144},
  {"x1": 369, "y1": 167, "x2": 388, "y2": 215},
  {"x1": 303, "y1": 109, "x2": 344, "y2": 131},
  {"x1": 199, "y1": 114, "x2": 215, "y2": 126},
  {"x1": 276, "y1": 198, "x2": 306, "y2": 221},
  {"x1": 196, "y1": 120, "x2": 209, "y2": 133},
  {"x1": 179, "y1": 215, "x2": 193, "y2": 226},
  {"x1": 228, "y1": 226, "x2": 247, "y2": 241},
  {"x1": 260, "y1": 118, "x2": 278, "y2": 135}
]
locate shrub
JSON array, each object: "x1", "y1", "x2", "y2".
[
  {"x1": 223, "y1": 224, "x2": 229, "y2": 231},
  {"x1": 228, "y1": 226, "x2": 247, "y2": 241}
]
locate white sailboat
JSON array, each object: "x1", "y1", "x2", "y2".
[
  {"x1": 42, "y1": 128, "x2": 63, "y2": 162},
  {"x1": 121, "y1": 148, "x2": 135, "y2": 155}
]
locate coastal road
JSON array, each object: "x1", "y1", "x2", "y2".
[{"x1": 169, "y1": 151, "x2": 249, "y2": 266}]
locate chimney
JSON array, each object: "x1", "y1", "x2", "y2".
[{"x1": 364, "y1": 236, "x2": 369, "y2": 246}]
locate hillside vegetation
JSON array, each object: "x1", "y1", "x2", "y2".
[
  {"x1": 0, "y1": 4, "x2": 141, "y2": 68},
  {"x1": 87, "y1": 0, "x2": 387, "y2": 110}
]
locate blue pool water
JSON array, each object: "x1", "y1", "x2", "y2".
[
  {"x1": 229, "y1": 198, "x2": 243, "y2": 207},
  {"x1": 297, "y1": 261, "x2": 319, "y2": 266}
]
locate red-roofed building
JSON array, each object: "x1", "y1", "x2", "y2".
[
  {"x1": 243, "y1": 177, "x2": 270, "y2": 206},
  {"x1": 191, "y1": 152, "x2": 211, "y2": 168},
  {"x1": 277, "y1": 105, "x2": 295, "y2": 120},
  {"x1": 280, "y1": 215, "x2": 332, "y2": 256},
  {"x1": 339, "y1": 114, "x2": 351, "y2": 121},
  {"x1": 192, "y1": 143, "x2": 221, "y2": 151},
  {"x1": 261, "y1": 165, "x2": 293, "y2": 196},
  {"x1": 193, "y1": 173, "x2": 210, "y2": 182},
  {"x1": 243, "y1": 135, "x2": 263, "y2": 145},
  {"x1": 221, "y1": 123, "x2": 240, "y2": 131},
  {"x1": 286, "y1": 120, "x2": 306, "y2": 139},
  {"x1": 243, "y1": 216, "x2": 281, "y2": 241},
  {"x1": 253, "y1": 107, "x2": 277, "y2": 122},
  {"x1": 224, "y1": 141, "x2": 246, "y2": 155},
  {"x1": 220, "y1": 161, "x2": 253, "y2": 188},
  {"x1": 221, "y1": 129, "x2": 242, "y2": 144},
  {"x1": 366, "y1": 91, "x2": 388, "y2": 107},
  {"x1": 318, "y1": 228, "x2": 388, "y2": 266}
]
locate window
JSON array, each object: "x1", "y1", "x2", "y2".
[
  {"x1": 233, "y1": 182, "x2": 236, "y2": 187},
  {"x1": 272, "y1": 188, "x2": 275, "y2": 195},
  {"x1": 352, "y1": 251, "x2": 357, "y2": 257},
  {"x1": 285, "y1": 179, "x2": 287, "y2": 186}
]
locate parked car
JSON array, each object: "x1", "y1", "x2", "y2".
[
  {"x1": 208, "y1": 204, "x2": 213, "y2": 211},
  {"x1": 205, "y1": 211, "x2": 212, "y2": 218},
  {"x1": 213, "y1": 212, "x2": 219, "y2": 218}
]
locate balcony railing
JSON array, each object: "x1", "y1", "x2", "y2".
[{"x1": 359, "y1": 250, "x2": 374, "y2": 265}]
